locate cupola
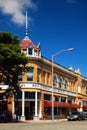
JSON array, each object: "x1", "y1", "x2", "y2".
[{"x1": 20, "y1": 11, "x2": 41, "y2": 58}]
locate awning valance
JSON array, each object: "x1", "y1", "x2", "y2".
[
  {"x1": 44, "y1": 101, "x2": 80, "y2": 108},
  {"x1": 83, "y1": 105, "x2": 87, "y2": 110}
]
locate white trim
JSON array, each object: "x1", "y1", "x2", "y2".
[
  {"x1": 20, "y1": 83, "x2": 76, "y2": 97},
  {"x1": 0, "y1": 85, "x2": 8, "y2": 89}
]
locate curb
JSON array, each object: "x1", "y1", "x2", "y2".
[{"x1": 22, "y1": 119, "x2": 68, "y2": 123}]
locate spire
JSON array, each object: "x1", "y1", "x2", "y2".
[{"x1": 25, "y1": 10, "x2": 29, "y2": 39}]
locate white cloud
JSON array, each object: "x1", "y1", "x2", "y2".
[{"x1": 0, "y1": 0, "x2": 37, "y2": 25}]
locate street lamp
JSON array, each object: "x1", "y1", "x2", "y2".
[{"x1": 51, "y1": 48, "x2": 74, "y2": 120}]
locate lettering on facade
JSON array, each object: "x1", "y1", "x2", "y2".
[{"x1": 20, "y1": 83, "x2": 76, "y2": 97}]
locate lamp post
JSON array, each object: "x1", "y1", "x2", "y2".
[{"x1": 51, "y1": 48, "x2": 74, "y2": 120}]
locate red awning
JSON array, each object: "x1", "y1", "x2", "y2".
[
  {"x1": 83, "y1": 105, "x2": 87, "y2": 110},
  {"x1": 44, "y1": 101, "x2": 80, "y2": 108}
]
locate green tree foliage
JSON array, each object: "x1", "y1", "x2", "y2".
[{"x1": 0, "y1": 31, "x2": 28, "y2": 92}]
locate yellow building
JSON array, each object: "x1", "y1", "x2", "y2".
[{"x1": 0, "y1": 12, "x2": 87, "y2": 121}]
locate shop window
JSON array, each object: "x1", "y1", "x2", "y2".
[
  {"x1": 54, "y1": 95, "x2": 60, "y2": 101},
  {"x1": 83, "y1": 100, "x2": 87, "y2": 105},
  {"x1": 44, "y1": 94, "x2": 51, "y2": 101},
  {"x1": 15, "y1": 92, "x2": 22, "y2": 99},
  {"x1": 61, "y1": 96, "x2": 66, "y2": 103},
  {"x1": 25, "y1": 92, "x2": 35, "y2": 99},
  {"x1": 27, "y1": 67, "x2": 34, "y2": 81},
  {"x1": 68, "y1": 97, "x2": 72, "y2": 103}
]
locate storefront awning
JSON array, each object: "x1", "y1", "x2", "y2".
[
  {"x1": 44, "y1": 101, "x2": 80, "y2": 108},
  {"x1": 83, "y1": 105, "x2": 87, "y2": 110}
]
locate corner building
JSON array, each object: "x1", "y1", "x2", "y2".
[
  {"x1": 16, "y1": 30, "x2": 87, "y2": 120},
  {"x1": 0, "y1": 13, "x2": 87, "y2": 121}
]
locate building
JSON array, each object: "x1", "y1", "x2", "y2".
[{"x1": 0, "y1": 11, "x2": 87, "y2": 121}]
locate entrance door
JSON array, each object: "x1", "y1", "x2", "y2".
[{"x1": 25, "y1": 101, "x2": 35, "y2": 120}]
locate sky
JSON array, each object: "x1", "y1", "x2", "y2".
[{"x1": 0, "y1": 0, "x2": 87, "y2": 77}]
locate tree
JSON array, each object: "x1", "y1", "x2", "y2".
[{"x1": 0, "y1": 31, "x2": 29, "y2": 92}]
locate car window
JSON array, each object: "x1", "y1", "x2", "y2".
[{"x1": 72, "y1": 112, "x2": 79, "y2": 115}]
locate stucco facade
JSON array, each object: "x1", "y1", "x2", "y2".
[{"x1": 0, "y1": 11, "x2": 87, "y2": 121}]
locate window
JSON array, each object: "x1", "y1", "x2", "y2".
[
  {"x1": 27, "y1": 67, "x2": 34, "y2": 81},
  {"x1": 64, "y1": 79, "x2": 68, "y2": 90},
  {"x1": 44, "y1": 94, "x2": 51, "y2": 101},
  {"x1": 28, "y1": 48, "x2": 33, "y2": 55},
  {"x1": 59, "y1": 76, "x2": 63, "y2": 89},
  {"x1": 86, "y1": 86, "x2": 87, "y2": 95},
  {"x1": 68, "y1": 97, "x2": 72, "y2": 103},
  {"x1": 53, "y1": 75, "x2": 57, "y2": 87},
  {"x1": 25, "y1": 92, "x2": 35, "y2": 99},
  {"x1": 78, "y1": 83, "x2": 81, "y2": 93},
  {"x1": 47, "y1": 73, "x2": 50, "y2": 85},
  {"x1": 43, "y1": 71, "x2": 46, "y2": 84},
  {"x1": 37, "y1": 68, "x2": 41, "y2": 83},
  {"x1": 61, "y1": 96, "x2": 66, "y2": 103}
]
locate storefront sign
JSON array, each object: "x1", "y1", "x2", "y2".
[{"x1": 20, "y1": 83, "x2": 76, "y2": 97}]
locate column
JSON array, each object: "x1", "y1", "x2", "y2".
[
  {"x1": 39, "y1": 99, "x2": 42, "y2": 118},
  {"x1": 33, "y1": 91, "x2": 39, "y2": 120},
  {"x1": 21, "y1": 91, "x2": 25, "y2": 121},
  {"x1": 12, "y1": 95, "x2": 16, "y2": 119}
]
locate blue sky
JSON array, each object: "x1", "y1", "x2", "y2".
[{"x1": 0, "y1": 0, "x2": 87, "y2": 77}]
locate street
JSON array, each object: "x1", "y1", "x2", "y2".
[{"x1": 0, "y1": 120, "x2": 87, "y2": 130}]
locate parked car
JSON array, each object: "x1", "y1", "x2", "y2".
[
  {"x1": 0, "y1": 112, "x2": 6, "y2": 122},
  {"x1": 67, "y1": 112, "x2": 86, "y2": 121},
  {"x1": 83, "y1": 111, "x2": 87, "y2": 119}
]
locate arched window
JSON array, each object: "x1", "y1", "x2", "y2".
[
  {"x1": 53, "y1": 75, "x2": 57, "y2": 87},
  {"x1": 64, "y1": 79, "x2": 68, "y2": 90},
  {"x1": 59, "y1": 76, "x2": 63, "y2": 89}
]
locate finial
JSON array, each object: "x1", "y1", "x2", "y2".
[{"x1": 25, "y1": 10, "x2": 28, "y2": 37}]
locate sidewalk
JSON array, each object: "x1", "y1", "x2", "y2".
[{"x1": 22, "y1": 118, "x2": 68, "y2": 123}]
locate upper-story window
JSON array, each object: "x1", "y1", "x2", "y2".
[
  {"x1": 86, "y1": 86, "x2": 87, "y2": 95},
  {"x1": 64, "y1": 79, "x2": 68, "y2": 90},
  {"x1": 78, "y1": 83, "x2": 81, "y2": 93},
  {"x1": 59, "y1": 76, "x2": 63, "y2": 89},
  {"x1": 37, "y1": 68, "x2": 41, "y2": 83},
  {"x1": 53, "y1": 75, "x2": 57, "y2": 87},
  {"x1": 43, "y1": 71, "x2": 46, "y2": 84},
  {"x1": 27, "y1": 67, "x2": 34, "y2": 81},
  {"x1": 47, "y1": 72, "x2": 50, "y2": 85},
  {"x1": 28, "y1": 48, "x2": 33, "y2": 55}
]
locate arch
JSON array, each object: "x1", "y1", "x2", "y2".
[
  {"x1": 64, "y1": 79, "x2": 68, "y2": 90},
  {"x1": 53, "y1": 75, "x2": 57, "y2": 87},
  {"x1": 58, "y1": 76, "x2": 63, "y2": 89}
]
